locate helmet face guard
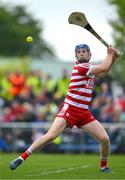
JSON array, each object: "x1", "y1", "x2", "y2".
[{"x1": 75, "y1": 44, "x2": 90, "y2": 52}]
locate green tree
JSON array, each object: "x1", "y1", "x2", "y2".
[
  {"x1": 107, "y1": 0, "x2": 125, "y2": 83},
  {"x1": 0, "y1": 5, "x2": 54, "y2": 58}
]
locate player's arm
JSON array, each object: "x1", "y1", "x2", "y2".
[{"x1": 89, "y1": 45, "x2": 118, "y2": 76}]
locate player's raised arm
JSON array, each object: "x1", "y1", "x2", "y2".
[{"x1": 90, "y1": 45, "x2": 119, "y2": 76}]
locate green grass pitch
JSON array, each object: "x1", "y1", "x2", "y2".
[{"x1": 0, "y1": 153, "x2": 125, "y2": 179}]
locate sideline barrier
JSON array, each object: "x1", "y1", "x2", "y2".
[{"x1": 0, "y1": 122, "x2": 125, "y2": 153}]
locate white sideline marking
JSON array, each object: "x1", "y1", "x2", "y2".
[{"x1": 26, "y1": 164, "x2": 90, "y2": 177}]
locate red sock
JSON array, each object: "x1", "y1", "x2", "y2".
[
  {"x1": 100, "y1": 158, "x2": 108, "y2": 169},
  {"x1": 20, "y1": 148, "x2": 32, "y2": 160}
]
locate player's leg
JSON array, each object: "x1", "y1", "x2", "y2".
[
  {"x1": 10, "y1": 117, "x2": 67, "y2": 170},
  {"x1": 81, "y1": 120, "x2": 111, "y2": 172},
  {"x1": 29, "y1": 117, "x2": 67, "y2": 152}
]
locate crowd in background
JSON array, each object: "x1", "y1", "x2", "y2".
[
  {"x1": 0, "y1": 68, "x2": 125, "y2": 153},
  {"x1": 0, "y1": 68, "x2": 125, "y2": 124},
  {"x1": 0, "y1": 69, "x2": 69, "y2": 124}
]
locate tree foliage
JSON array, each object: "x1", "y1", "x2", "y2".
[
  {"x1": 0, "y1": 5, "x2": 54, "y2": 58},
  {"x1": 107, "y1": 0, "x2": 125, "y2": 83}
]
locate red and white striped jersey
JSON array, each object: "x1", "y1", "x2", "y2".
[{"x1": 64, "y1": 61, "x2": 95, "y2": 110}]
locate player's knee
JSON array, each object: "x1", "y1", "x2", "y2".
[{"x1": 100, "y1": 134, "x2": 110, "y2": 144}]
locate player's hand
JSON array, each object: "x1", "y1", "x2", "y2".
[
  {"x1": 112, "y1": 49, "x2": 120, "y2": 63},
  {"x1": 107, "y1": 45, "x2": 120, "y2": 62},
  {"x1": 107, "y1": 45, "x2": 117, "y2": 56}
]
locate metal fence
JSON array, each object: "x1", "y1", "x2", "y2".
[{"x1": 0, "y1": 122, "x2": 125, "y2": 153}]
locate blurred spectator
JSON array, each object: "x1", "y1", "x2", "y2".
[
  {"x1": 2, "y1": 107, "x2": 12, "y2": 123},
  {"x1": 97, "y1": 82, "x2": 112, "y2": 107},
  {"x1": 26, "y1": 69, "x2": 43, "y2": 96},
  {"x1": 114, "y1": 94, "x2": 125, "y2": 112},
  {"x1": 8, "y1": 70, "x2": 26, "y2": 97},
  {"x1": 35, "y1": 87, "x2": 51, "y2": 105},
  {"x1": 56, "y1": 69, "x2": 70, "y2": 97},
  {"x1": 37, "y1": 101, "x2": 58, "y2": 122},
  {"x1": 22, "y1": 102, "x2": 37, "y2": 122},
  {"x1": 90, "y1": 98, "x2": 100, "y2": 120},
  {"x1": 0, "y1": 71, "x2": 13, "y2": 101},
  {"x1": 99, "y1": 97, "x2": 113, "y2": 123},
  {"x1": 16, "y1": 86, "x2": 35, "y2": 104},
  {"x1": 44, "y1": 74, "x2": 56, "y2": 100},
  {"x1": 10, "y1": 100, "x2": 26, "y2": 122},
  {"x1": 112, "y1": 106, "x2": 122, "y2": 123}
]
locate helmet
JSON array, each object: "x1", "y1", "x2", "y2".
[{"x1": 75, "y1": 44, "x2": 90, "y2": 52}]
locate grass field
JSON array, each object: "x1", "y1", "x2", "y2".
[{"x1": 0, "y1": 153, "x2": 125, "y2": 179}]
